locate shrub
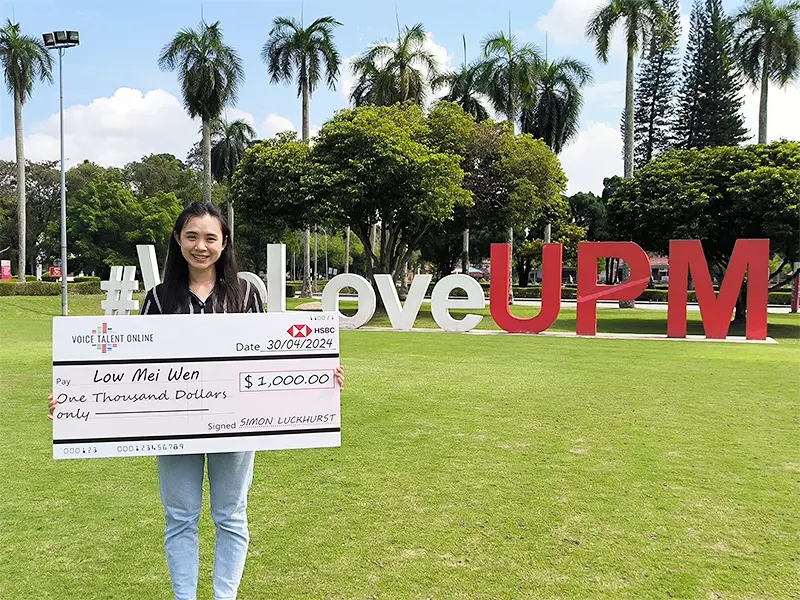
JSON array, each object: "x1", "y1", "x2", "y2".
[
  {"x1": 73, "y1": 276, "x2": 101, "y2": 283},
  {"x1": 286, "y1": 284, "x2": 296, "y2": 298},
  {"x1": 768, "y1": 291, "x2": 791, "y2": 305},
  {"x1": 0, "y1": 281, "x2": 102, "y2": 296}
]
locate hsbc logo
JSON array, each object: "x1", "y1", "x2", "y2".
[{"x1": 287, "y1": 324, "x2": 312, "y2": 338}]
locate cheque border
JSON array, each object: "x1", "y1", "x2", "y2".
[
  {"x1": 54, "y1": 426, "x2": 341, "y2": 445},
  {"x1": 53, "y1": 352, "x2": 340, "y2": 366}
]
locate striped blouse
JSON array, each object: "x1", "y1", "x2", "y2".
[{"x1": 140, "y1": 278, "x2": 264, "y2": 315}]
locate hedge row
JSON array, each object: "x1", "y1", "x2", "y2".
[
  {"x1": 0, "y1": 279, "x2": 790, "y2": 304},
  {"x1": 0, "y1": 281, "x2": 102, "y2": 296},
  {"x1": 439, "y1": 284, "x2": 792, "y2": 304}
]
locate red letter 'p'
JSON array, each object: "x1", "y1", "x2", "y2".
[
  {"x1": 667, "y1": 239, "x2": 768, "y2": 340},
  {"x1": 576, "y1": 242, "x2": 651, "y2": 336}
]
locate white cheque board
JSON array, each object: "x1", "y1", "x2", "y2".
[{"x1": 52, "y1": 312, "x2": 340, "y2": 459}]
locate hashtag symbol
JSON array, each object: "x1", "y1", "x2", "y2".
[{"x1": 101, "y1": 266, "x2": 140, "y2": 315}]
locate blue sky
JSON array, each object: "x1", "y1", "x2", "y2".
[{"x1": 1, "y1": 0, "x2": 797, "y2": 194}]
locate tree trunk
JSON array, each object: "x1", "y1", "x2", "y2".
[
  {"x1": 462, "y1": 228, "x2": 469, "y2": 275},
  {"x1": 202, "y1": 117, "x2": 212, "y2": 204},
  {"x1": 227, "y1": 197, "x2": 234, "y2": 244},
  {"x1": 14, "y1": 89, "x2": 26, "y2": 282},
  {"x1": 507, "y1": 226, "x2": 514, "y2": 303},
  {"x1": 301, "y1": 228, "x2": 312, "y2": 297},
  {"x1": 300, "y1": 75, "x2": 313, "y2": 298},
  {"x1": 758, "y1": 57, "x2": 769, "y2": 144},
  {"x1": 619, "y1": 260, "x2": 635, "y2": 308},
  {"x1": 301, "y1": 76, "x2": 311, "y2": 144},
  {"x1": 623, "y1": 44, "x2": 635, "y2": 178},
  {"x1": 344, "y1": 226, "x2": 350, "y2": 273},
  {"x1": 734, "y1": 285, "x2": 747, "y2": 322},
  {"x1": 517, "y1": 259, "x2": 530, "y2": 287},
  {"x1": 398, "y1": 245, "x2": 408, "y2": 300}
]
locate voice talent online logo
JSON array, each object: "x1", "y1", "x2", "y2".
[
  {"x1": 71, "y1": 322, "x2": 154, "y2": 353},
  {"x1": 92, "y1": 322, "x2": 121, "y2": 353}
]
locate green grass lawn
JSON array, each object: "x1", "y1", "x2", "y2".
[{"x1": 1, "y1": 296, "x2": 798, "y2": 599}]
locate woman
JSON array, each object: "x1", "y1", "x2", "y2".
[{"x1": 49, "y1": 202, "x2": 344, "y2": 600}]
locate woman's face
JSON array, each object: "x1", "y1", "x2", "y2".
[{"x1": 175, "y1": 215, "x2": 227, "y2": 274}]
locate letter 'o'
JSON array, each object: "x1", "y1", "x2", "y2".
[{"x1": 322, "y1": 274, "x2": 377, "y2": 329}]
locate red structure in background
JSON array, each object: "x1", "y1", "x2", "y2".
[
  {"x1": 488, "y1": 239, "x2": 770, "y2": 341},
  {"x1": 490, "y1": 243, "x2": 562, "y2": 333},
  {"x1": 576, "y1": 242, "x2": 651, "y2": 336},
  {"x1": 667, "y1": 239, "x2": 768, "y2": 340}
]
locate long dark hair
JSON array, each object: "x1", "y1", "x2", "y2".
[{"x1": 161, "y1": 202, "x2": 244, "y2": 313}]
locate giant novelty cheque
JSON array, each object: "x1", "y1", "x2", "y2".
[{"x1": 52, "y1": 312, "x2": 340, "y2": 459}]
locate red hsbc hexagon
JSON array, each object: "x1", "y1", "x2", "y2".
[{"x1": 287, "y1": 324, "x2": 312, "y2": 338}]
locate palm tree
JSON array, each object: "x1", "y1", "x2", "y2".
[
  {"x1": 520, "y1": 57, "x2": 593, "y2": 154},
  {"x1": 0, "y1": 20, "x2": 53, "y2": 282},
  {"x1": 477, "y1": 30, "x2": 542, "y2": 300},
  {"x1": 263, "y1": 14, "x2": 341, "y2": 297},
  {"x1": 733, "y1": 0, "x2": 800, "y2": 143},
  {"x1": 478, "y1": 31, "x2": 543, "y2": 125},
  {"x1": 262, "y1": 15, "x2": 341, "y2": 143},
  {"x1": 350, "y1": 23, "x2": 442, "y2": 107},
  {"x1": 158, "y1": 20, "x2": 244, "y2": 204},
  {"x1": 439, "y1": 36, "x2": 490, "y2": 121},
  {"x1": 210, "y1": 118, "x2": 257, "y2": 242},
  {"x1": 586, "y1": 0, "x2": 671, "y2": 178}
]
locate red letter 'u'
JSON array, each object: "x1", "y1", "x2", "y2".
[{"x1": 490, "y1": 243, "x2": 562, "y2": 333}]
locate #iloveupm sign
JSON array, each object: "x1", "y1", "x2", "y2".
[{"x1": 129, "y1": 238, "x2": 769, "y2": 341}]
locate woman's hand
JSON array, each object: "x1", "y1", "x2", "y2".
[
  {"x1": 334, "y1": 365, "x2": 344, "y2": 391},
  {"x1": 47, "y1": 393, "x2": 57, "y2": 420}
]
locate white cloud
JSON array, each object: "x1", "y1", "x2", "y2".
[
  {"x1": 537, "y1": 0, "x2": 601, "y2": 46},
  {"x1": 261, "y1": 113, "x2": 297, "y2": 137},
  {"x1": 340, "y1": 32, "x2": 454, "y2": 105},
  {"x1": 0, "y1": 88, "x2": 299, "y2": 167},
  {"x1": 557, "y1": 81, "x2": 800, "y2": 196},
  {"x1": 0, "y1": 88, "x2": 199, "y2": 167},
  {"x1": 559, "y1": 121, "x2": 622, "y2": 195},
  {"x1": 742, "y1": 82, "x2": 800, "y2": 143},
  {"x1": 584, "y1": 80, "x2": 625, "y2": 109},
  {"x1": 340, "y1": 54, "x2": 359, "y2": 102}
]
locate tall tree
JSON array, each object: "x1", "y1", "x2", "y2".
[
  {"x1": 519, "y1": 57, "x2": 593, "y2": 154},
  {"x1": 478, "y1": 30, "x2": 542, "y2": 298},
  {"x1": 439, "y1": 37, "x2": 490, "y2": 274},
  {"x1": 675, "y1": 0, "x2": 749, "y2": 149},
  {"x1": 733, "y1": 0, "x2": 800, "y2": 144},
  {"x1": 263, "y1": 14, "x2": 341, "y2": 297},
  {"x1": 158, "y1": 20, "x2": 244, "y2": 205},
  {"x1": 350, "y1": 23, "x2": 441, "y2": 107},
  {"x1": 632, "y1": 0, "x2": 682, "y2": 167},
  {"x1": 439, "y1": 36, "x2": 490, "y2": 121},
  {"x1": 0, "y1": 20, "x2": 53, "y2": 281},
  {"x1": 478, "y1": 31, "x2": 542, "y2": 125},
  {"x1": 210, "y1": 118, "x2": 257, "y2": 241},
  {"x1": 586, "y1": 0, "x2": 671, "y2": 178}
]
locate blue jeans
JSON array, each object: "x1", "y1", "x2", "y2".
[{"x1": 157, "y1": 452, "x2": 255, "y2": 600}]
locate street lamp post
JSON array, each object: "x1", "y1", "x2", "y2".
[{"x1": 42, "y1": 30, "x2": 79, "y2": 316}]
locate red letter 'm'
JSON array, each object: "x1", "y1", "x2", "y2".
[
  {"x1": 576, "y1": 242, "x2": 650, "y2": 336},
  {"x1": 667, "y1": 239, "x2": 768, "y2": 340},
  {"x1": 490, "y1": 243, "x2": 562, "y2": 333}
]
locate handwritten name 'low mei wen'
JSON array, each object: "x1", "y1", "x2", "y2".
[{"x1": 93, "y1": 366, "x2": 201, "y2": 384}]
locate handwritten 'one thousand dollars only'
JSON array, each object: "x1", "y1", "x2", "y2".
[{"x1": 52, "y1": 312, "x2": 340, "y2": 459}]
